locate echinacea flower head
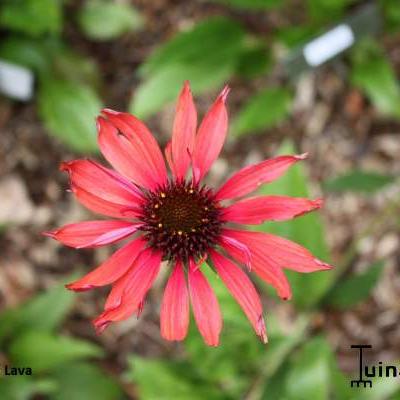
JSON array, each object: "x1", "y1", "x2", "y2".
[{"x1": 45, "y1": 82, "x2": 332, "y2": 346}]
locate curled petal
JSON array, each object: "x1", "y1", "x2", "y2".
[
  {"x1": 61, "y1": 159, "x2": 142, "y2": 205},
  {"x1": 97, "y1": 115, "x2": 165, "y2": 190},
  {"x1": 93, "y1": 249, "x2": 162, "y2": 333},
  {"x1": 188, "y1": 259, "x2": 222, "y2": 346},
  {"x1": 43, "y1": 220, "x2": 140, "y2": 248},
  {"x1": 160, "y1": 260, "x2": 189, "y2": 341},
  {"x1": 172, "y1": 81, "x2": 197, "y2": 180},
  {"x1": 216, "y1": 154, "x2": 307, "y2": 201},
  {"x1": 102, "y1": 109, "x2": 167, "y2": 187},
  {"x1": 222, "y1": 196, "x2": 323, "y2": 224},
  {"x1": 221, "y1": 229, "x2": 292, "y2": 300},
  {"x1": 192, "y1": 86, "x2": 229, "y2": 183},
  {"x1": 218, "y1": 235, "x2": 251, "y2": 271},
  {"x1": 66, "y1": 237, "x2": 146, "y2": 291},
  {"x1": 223, "y1": 228, "x2": 332, "y2": 273},
  {"x1": 210, "y1": 250, "x2": 267, "y2": 343},
  {"x1": 61, "y1": 160, "x2": 142, "y2": 218}
]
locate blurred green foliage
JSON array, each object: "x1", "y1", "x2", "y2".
[
  {"x1": 130, "y1": 17, "x2": 247, "y2": 118},
  {"x1": 323, "y1": 170, "x2": 395, "y2": 194},
  {"x1": 258, "y1": 141, "x2": 332, "y2": 308},
  {"x1": 0, "y1": 282, "x2": 123, "y2": 399},
  {"x1": 0, "y1": 0, "x2": 142, "y2": 153},
  {"x1": 1, "y1": 0, "x2": 400, "y2": 399},
  {"x1": 78, "y1": 0, "x2": 143, "y2": 41}
]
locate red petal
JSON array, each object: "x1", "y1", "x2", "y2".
[
  {"x1": 93, "y1": 249, "x2": 162, "y2": 333},
  {"x1": 222, "y1": 196, "x2": 323, "y2": 224},
  {"x1": 66, "y1": 237, "x2": 146, "y2": 291},
  {"x1": 224, "y1": 228, "x2": 332, "y2": 273},
  {"x1": 216, "y1": 154, "x2": 307, "y2": 201},
  {"x1": 192, "y1": 86, "x2": 229, "y2": 183},
  {"x1": 61, "y1": 159, "x2": 143, "y2": 218},
  {"x1": 164, "y1": 141, "x2": 178, "y2": 177},
  {"x1": 69, "y1": 185, "x2": 140, "y2": 219},
  {"x1": 221, "y1": 229, "x2": 292, "y2": 300},
  {"x1": 210, "y1": 250, "x2": 267, "y2": 343},
  {"x1": 102, "y1": 109, "x2": 167, "y2": 187},
  {"x1": 188, "y1": 259, "x2": 222, "y2": 346},
  {"x1": 218, "y1": 235, "x2": 252, "y2": 271},
  {"x1": 43, "y1": 220, "x2": 139, "y2": 248},
  {"x1": 97, "y1": 114, "x2": 165, "y2": 190},
  {"x1": 160, "y1": 260, "x2": 189, "y2": 341},
  {"x1": 172, "y1": 81, "x2": 197, "y2": 180}
]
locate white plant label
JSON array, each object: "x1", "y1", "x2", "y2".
[
  {"x1": 0, "y1": 60, "x2": 34, "y2": 101},
  {"x1": 303, "y1": 24, "x2": 355, "y2": 67}
]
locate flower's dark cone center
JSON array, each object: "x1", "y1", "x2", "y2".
[{"x1": 140, "y1": 180, "x2": 222, "y2": 262}]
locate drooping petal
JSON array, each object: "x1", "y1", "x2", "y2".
[
  {"x1": 65, "y1": 237, "x2": 146, "y2": 291},
  {"x1": 221, "y1": 229, "x2": 292, "y2": 300},
  {"x1": 102, "y1": 109, "x2": 167, "y2": 187},
  {"x1": 97, "y1": 115, "x2": 165, "y2": 190},
  {"x1": 218, "y1": 235, "x2": 252, "y2": 271},
  {"x1": 103, "y1": 249, "x2": 152, "y2": 311},
  {"x1": 222, "y1": 196, "x2": 323, "y2": 224},
  {"x1": 192, "y1": 86, "x2": 229, "y2": 183},
  {"x1": 171, "y1": 81, "x2": 197, "y2": 180},
  {"x1": 188, "y1": 259, "x2": 222, "y2": 346},
  {"x1": 223, "y1": 228, "x2": 332, "y2": 273},
  {"x1": 60, "y1": 159, "x2": 143, "y2": 218},
  {"x1": 210, "y1": 250, "x2": 267, "y2": 343},
  {"x1": 215, "y1": 154, "x2": 307, "y2": 201},
  {"x1": 43, "y1": 220, "x2": 140, "y2": 248},
  {"x1": 93, "y1": 249, "x2": 162, "y2": 333},
  {"x1": 160, "y1": 260, "x2": 189, "y2": 341}
]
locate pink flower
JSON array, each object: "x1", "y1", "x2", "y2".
[{"x1": 44, "y1": 82, "x2": 332, "y2": 346}]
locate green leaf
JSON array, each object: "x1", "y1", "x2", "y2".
[
  {"x1": 132, "y1": 17, "x2": 246, "y2": 117},
  {"x1": 232, "y1": 88, "x2": 292, "y2": 136},
  {"x1": 351, "y1": 41, "x2": 400, "y2": 118},
  {"x1": 285, "y1": 337, "x2": 332, "y2": 400},
  {"x1": 127, "y1": 357, "x2": 222, "y2": 400},
  {"x1": 307, "y1": 0, "x2": 356, "y2": 22},
  {"x1": 78, "y1": 0, "x2": 143, "y2": 41},
  {"x1": 0, "y1": 36, "x2": 49, "y2": 75},
  {"x1": 257, "y1": 140, "x2": 333, "y2": 308},
  {"x1": 140, "y1": 17, "x2": 245, "y2": 77},
  {"x1": 381, "y1": 0, "x2": 400, "y2": 33},
  {"x1": 0, "y1": 282, "x2": 75, "y2": 342},
  {"x1": 352, "y1": 374, "x2": 400, "y2": 400},
  {"x1": 326, "y1": 261, "x2": 384, "y2": 309},
  {"x1": 276, "y1": 25, "x2": 318, "y2": 49},
  {"x1": 0, "y1": 37, "x2": 100, "y2": 86},
  {"x1": 10, "y1": 331, "x2": 103, "y2": 373},
  {"x1": 0, "y1": 0, "x2": 63, "y2": 36},
  {"x1": 0, "y1": 376, "x2": 56, "y2": 400},
  {"x1": 38, "y1": 79, "x2": 102, "y2": 153},
  {"x1": 324, "y1": 170, "x2": 394, "y2": 194},
  {"x1": 51, "y1": 362, "x2": 123, "y2": 400},
  {"x1": 235, "y1": 44, "x2": 272, "y2": 79},
  {"x1": 130, "y1": 61, "x2": 233, "y2": 119},
  {"x1": 52, "y1": 47, "x2": 101, "y2": 88},
  {"x1": 210, "y1": 0, "x2": 283, "y2": 10}
]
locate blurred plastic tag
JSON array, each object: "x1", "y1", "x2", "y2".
[
  {"x1": 0, "y1": 60, "x2": 34, "y2": 101},
  {"x1": 304, "y1": 25, "x2": 354, "y2": 67},
  {"x1": 284, "y1": 3, "x2": 382, "y2": 78}
]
